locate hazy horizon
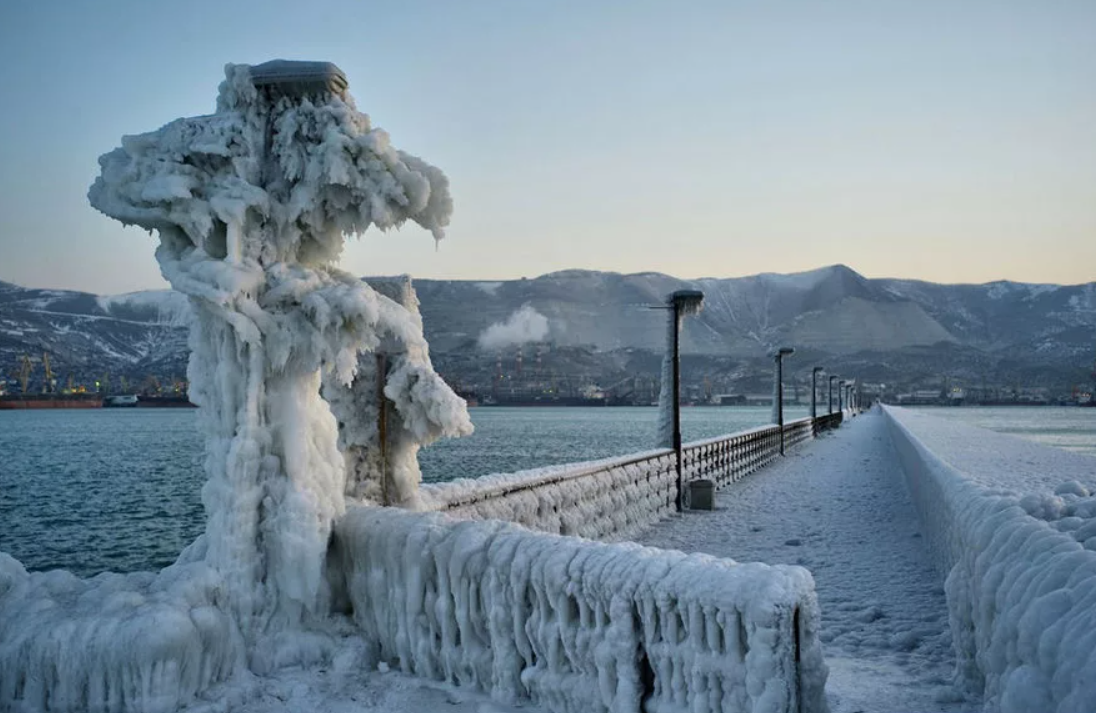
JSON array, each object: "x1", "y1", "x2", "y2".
[
  {"x1": 1, "y1": 0, "x2": 1093, "y2": 294},
  {"x1": 4, "y1": 262, "x2": 1095, "y2": 297}
]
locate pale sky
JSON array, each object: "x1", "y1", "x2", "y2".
[{"x1": 0, "y1": 0, "x2": 1093, "y2": 294}]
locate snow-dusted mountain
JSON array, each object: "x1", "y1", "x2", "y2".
[
  {"x1": 2, "y1": 266, "x2": 1094, "y2": 390},
  {"x1": 413, "y1": 265, "x2": 1095, "y2": 361},
  {"x1": 0, "y1": 282, "x2": 190, "y2": 381}
]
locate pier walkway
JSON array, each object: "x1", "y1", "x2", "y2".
[{"x1": 638, "y1": 408, "x2": 975, "y2": 713}]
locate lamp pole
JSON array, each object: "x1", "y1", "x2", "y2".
[
  {"x1": 838, "y1": 380, "x2": 846, "y2": 413},
  {"x1": 828, "y1": 375, "x2": 838, "y2": 415},
  {"x1": 811, "y1": 366, "x2": 824, "y2": 419},
  {"x1": 772, "y1": 347, "x2": 795, "y2": 455},
  {"x1": 665, "y1": 289, "x2": 704, "y2": 512}
]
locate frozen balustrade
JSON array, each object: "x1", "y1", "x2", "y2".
[
  {"x1": 331, "y1": 506, "x2": 829, "y2": 713},
  {"x1": 883, "y1": 406, "x2": 1096, "y2": 712},
  {"x1": 422, "y1": 413, "x2": 840, "y2": 540}
]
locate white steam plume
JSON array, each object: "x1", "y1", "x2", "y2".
[{"x1": 477, "y1": 304, "x2": 549, "y2": 351}]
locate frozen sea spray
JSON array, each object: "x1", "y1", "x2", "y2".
[{"x1": 1, "y1": 60, "x2": 469, "y2": 713}]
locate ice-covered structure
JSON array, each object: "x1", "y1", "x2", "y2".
[
  {"x1": 332, "y1": 506, "x2": 829, "y2": 713},
  {"x1": 884, "y1": 406, "x2": 1096, "y2": 712},
  {"x1": 1, "y1": 60, "x2": 470, "y2": 711},
  {"x1": 1, "y1": 59, "x2": 834, "y2": 713},
  {"x1": 655, "y1": 290, "x2": 703, "y2": 449}
]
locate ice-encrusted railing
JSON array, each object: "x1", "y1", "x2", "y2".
[
  {"x1": 331, "y1": 506, "x2": 828, "y2": 713},
  {"x1": 421, "y1": 414, "x2": 840, "y2": 540},
  {"x1": 882, "y1": 406, "x2": 1096, "y2": 712}
]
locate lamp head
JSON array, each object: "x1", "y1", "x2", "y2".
[
  {"x1": 669, "y1": 289, "x2": 704, "y2": 310},
  {"x1": 249, "y1": 60, "x2": 349, "y2": 98},
  {"x1": 812, "y1": 366, "x2": 824, "y2": 374}
]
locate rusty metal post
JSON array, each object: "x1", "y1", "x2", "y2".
[{"x1": 376, "y1": 353, "x2": 389, "y2": 505}]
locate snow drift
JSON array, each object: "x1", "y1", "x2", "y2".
[{"x1": 883, "y1": 406, "x2": 1096, "y2": 712}]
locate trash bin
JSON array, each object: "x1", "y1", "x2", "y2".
[{"x1": 688, "y1": 478, "x2": 715, "y2": 510}]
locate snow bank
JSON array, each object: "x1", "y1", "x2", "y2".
[
  {"x1": 422, "y1": 417, "x2": 821, "y2": 541},
  {"x1": 882, "y1": 406, "x2": 1096, "y2": 712},
  {"x1": 332, "y1": 506, "x2": 828, "y2": 713}
]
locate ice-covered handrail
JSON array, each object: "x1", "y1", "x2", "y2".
[
  {"x1": 422, "y1": 413, "x2": 839, "y2": 540},
  {"x1": 331, "y1": 506, "x2": 829, "y2": 713},
  {"x1": 882, "y1": 406, "x2": 1096, "y2": 712},
  {"x1": 424, "y1": 448, "x2": 673, "y2": 509}
]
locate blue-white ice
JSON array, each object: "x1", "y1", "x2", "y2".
[{"x1": 1, "y1": 61, "x2": 470, "y2": 712}]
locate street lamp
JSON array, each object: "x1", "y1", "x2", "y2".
[
  {"x1": 771, "y1": 347, "x2": 795, "y2": 455},
  {"x1": 838, "y1": 380, "x2": 847, "y2": 413},
  {"x1": 655, "y1": 289, "x2": 704, "y2": 512},
  {"x1": 828, "y1": 375, "x2": 838, "y2": 415},
  {"x1": 810, "y1": 366, "x2": 824, "y2": 418}
]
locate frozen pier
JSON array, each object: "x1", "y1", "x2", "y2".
[
  {"x1": 3, "y1": 52, "x2": 1092, "y2": 712},
  {"x1": 639, "y1": 409, "x2": 966, "y2": 713},
  {"x1": 638, "y1": 406, "x2": 1096, "y2": 713}
]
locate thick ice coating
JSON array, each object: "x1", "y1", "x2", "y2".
[
  {"x1": 1, "y1": 61, "x2": 470, "y2": 712},
  {"x1": 88, "y1": 57, "x2": 470, "y2": 640}
]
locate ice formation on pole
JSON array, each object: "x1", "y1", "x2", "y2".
[
  {"x1": 1, "y1": 60, "x2": 470, "y2": 712},
  {"x1": 88, "y1": 56, "x2": 471, "y2": 641},
  {"x1": 324, "y1": 275, "x2": 471, "y2": 508},
  {"x1": 771, "y1": 357, "x2": 781, "y2": 424},
  {"x1": 655, "y1": 296, "x2": 702, "y2": 449},
  {"x1": 656, "y1": 311, "x2": 678, "y2": 449}
]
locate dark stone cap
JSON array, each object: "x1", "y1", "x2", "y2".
[{"x1": 249, "y1": 60, "x2": 348, "y2": 96}]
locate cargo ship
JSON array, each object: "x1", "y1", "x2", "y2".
[
  {"x1": 137, "y1": 394, "x2": 196, "y2": 408},
  {"x1": 0, "y1": 393, "x2": 195, "y2": 409},
  {"x1": 0, "y1": 393, "x2": 104, "y2": 409},
  {"x1": 103, "y1": 394, "x2": 197, "y2": 408}
]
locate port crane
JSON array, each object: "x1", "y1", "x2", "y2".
[
  {"x1": 42, "y1": 353, "x2": 54, "y2": 393},
  {"x1": 18, "y1": 355, "x2": 32, "y2": 394}
]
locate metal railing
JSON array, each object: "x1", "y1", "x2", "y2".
[{"x1": 422, "y1": 412, "x2": 845, "y2": 540}]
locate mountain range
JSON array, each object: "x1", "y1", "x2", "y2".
[{"x1": 2, "y1": 265, "x2": 1094, "y2": 398}]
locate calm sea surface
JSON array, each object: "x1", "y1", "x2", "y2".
[
  {"x1": 0, "y1": 405, "x2": 805, "y2": 576},
  {"x1": 3, "y1": 404, "x2": 1091, "y2": 576},
  {"x1": 908, "y1": 406, "x2": 1096, "y2": 458}
]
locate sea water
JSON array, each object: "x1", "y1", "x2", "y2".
[{"x1": 3, "y1": 405, "x2": 1092, "y2": 576}]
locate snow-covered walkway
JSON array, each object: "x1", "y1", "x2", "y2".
[{"x1": 638, "y1": 408, "x2": 976, "y2": 713}]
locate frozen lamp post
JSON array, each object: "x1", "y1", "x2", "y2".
[
  {"x1": 88, "y1": 59, "x2": 470, "y2": 644},
  {"x1": 838, "y1": 380, "x2": 847, "y2": 413},
  {"x1": 810, "y1": 366, "x2": 824, "y2": 418},
  {"x1": 829, "y1": 375, "x2": 838, "y2": 415},
  {"x1": 655, "y1": 289, "x2": 704, "y2": 512},
  {"x1": 771, "y1": 347, "x2": 795, "y2": 455}
]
